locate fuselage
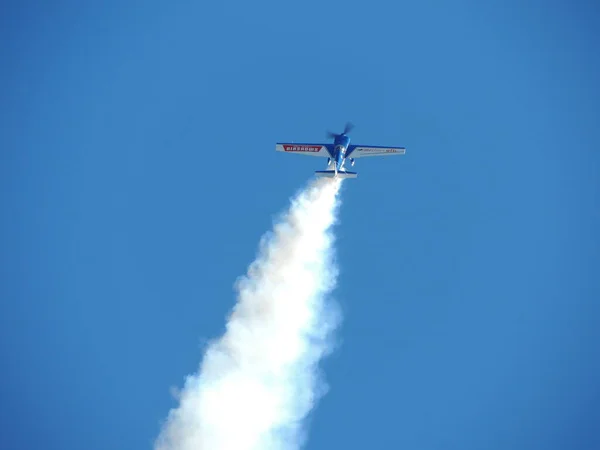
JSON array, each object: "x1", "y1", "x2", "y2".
[{"x1": 332, "y1": 134, "x2": 351, "y2": 171}]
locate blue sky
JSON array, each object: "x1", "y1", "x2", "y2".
[{"x1": 1, "y1": 1, "x2": 599, "y2": 449}]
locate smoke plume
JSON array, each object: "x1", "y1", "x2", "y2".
[{"x1": 155, "y1": 177, "x2": 343, "y2": 450}]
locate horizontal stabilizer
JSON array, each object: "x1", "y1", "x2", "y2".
[{"x1": 315, "y1": 170, "x2": 358, "y2": 179}]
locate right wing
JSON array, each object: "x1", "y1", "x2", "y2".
[
  {"x1": 276, "y1": 143, "x2": 333, "y2": 157},
  {"x1": 347, "y1": 145, "x2": 406, "y2": 158}
]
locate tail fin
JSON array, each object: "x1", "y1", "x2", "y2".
[{"x1": 315, "y1": 170, "x2": 358, "y2": 179}]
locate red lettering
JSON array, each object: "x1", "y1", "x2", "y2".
[{"x1": 283, "y1": 145, "x2": 321, "y2": 152}]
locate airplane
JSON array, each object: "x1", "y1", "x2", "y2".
[{"x1": 275, "y1": 122, "x2": 405, "y2": 179}]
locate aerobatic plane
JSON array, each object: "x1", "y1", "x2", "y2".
[{"x1": 275, "y1": 122, "x2": 405, "y2": 179}]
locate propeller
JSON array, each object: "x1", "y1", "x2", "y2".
[
  {"x1": 343, "y1": 122, "x2": 354, "y2": 134},
  {"x1": 327, "y1": 121, "x2": 354, "y2": 139}
]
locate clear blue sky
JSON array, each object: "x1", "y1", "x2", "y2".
[{"x1": 1, "y1": 1, "x2": 599, "y2": 449}]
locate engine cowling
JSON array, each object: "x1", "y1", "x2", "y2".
[{"x1": 350, "y1": 158, "x2": 355, "y2": 166}]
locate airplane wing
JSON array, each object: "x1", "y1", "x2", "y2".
[
  {"x1": 347, "y1": 145, "x2": 406, "y2": 158},
  {"x1": 276, "y1": 143, "x2": 333, "y2": 157}
]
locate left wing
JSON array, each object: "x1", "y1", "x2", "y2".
[
  {"x1": 347, "y1": 145, "x2": 406, "y2": 158},
  {"x1": 276, "y1": 143, "x2": 333, "y2": 157}
]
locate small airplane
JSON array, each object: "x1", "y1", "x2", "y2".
[{"x1": 276, "y1": 122, "x2": 405, "y2": 179}]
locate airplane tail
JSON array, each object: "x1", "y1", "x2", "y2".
[{"x1": 315, "y1": 170, "x2": 358, "y2": 179}]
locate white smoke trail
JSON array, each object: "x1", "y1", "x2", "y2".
[{"x1": 155, "y1": 177, "x2": 343, "y2": 450}]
